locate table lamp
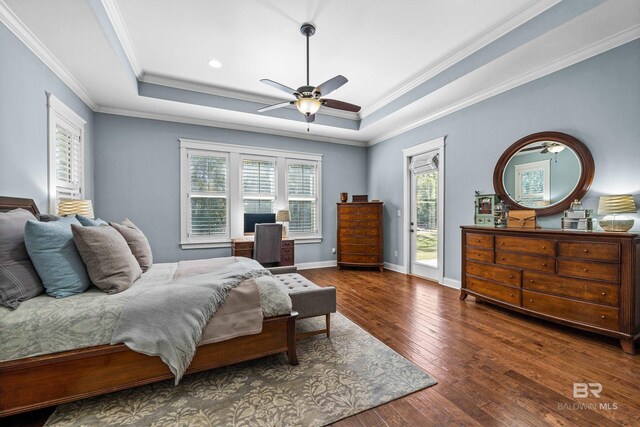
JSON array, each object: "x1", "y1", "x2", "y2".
[
  {"x1": 57, "y1": 199, "x2": 95, "y2": 219},
  {"x1": 276, "y1": 209, "x2": 291, "y2": 237},
  {"x1": 598, "y1": 195, "x2": 636, "y2": 232}
]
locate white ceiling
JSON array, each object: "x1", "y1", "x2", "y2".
[{"x1": 2, "y1": 0, "x2": 639, "y2": 145}]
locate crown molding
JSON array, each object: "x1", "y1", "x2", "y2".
[
  {"x1": 94, "y1": 106, "x2": 367, "y2": 147},
  {"x1": 359, "y1": 0, "x2": 560, "y2": 119},
  {"x1": 101, "y1": 0, "x2": 143, "y2": 77},
  {"x1": 367, "y1": 24, "x2": 640, "y2": 146},
  {"x1": 0, "y1": 0, "x2": 98, "y2": 110}
]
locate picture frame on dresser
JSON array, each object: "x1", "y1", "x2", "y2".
[{"x1": 459, "y1": 226, "x2": 639, "y2": 354}]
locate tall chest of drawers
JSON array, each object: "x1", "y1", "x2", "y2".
[
  {"x1": 460, "y1": 226, "x2": 640, "y2": 354},
  {"x1": 337, "y1": 202, "x2": 384, "y2": 271}
]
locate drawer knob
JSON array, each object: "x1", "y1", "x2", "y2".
[
  {"x1": 509, "y1": 275, "x2": 514, "y2": 278},
  {"x1": 476, "y1": 239, "x2": 480, "y2": 242},
  {"x1": 542, "y1": 246, "x2": 546, "y2": 249},
  {"x1": 602, "y1": 292, "x2": 606, "y2": 296},
  {"x1": 529, "y1": 299, "x2": 535, "y2": 302},
  {"x1": 583, "y1": 268, "x2": 588, "y2": 272},
  {"x1": 542, "y1": 263, "x2": 547, "y2": 266},
  {"x1": 510, "y1": 293, "x2": 514, "y2": 297},
  {"x1": 500, "y1": 257, "x2": 505, "y2": 261},
  {"x1": 584, "y1": 249, "x2": 589, "y2": 253},
  {"x1": 601, "y1": 315, "x2": 606, "y2": 319},
  {"x1": 500, "y1": 242, "x2": 505, "y2": 245},
  {"x1": 530, "y1": 280, "x2": 534, "y2": 283}
]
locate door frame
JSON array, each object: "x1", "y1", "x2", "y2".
[{"x1": 402, "y1": 136, "x2": 445, "y2": 283}]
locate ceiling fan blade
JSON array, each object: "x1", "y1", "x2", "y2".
[
  {"x1": 321, "y1": 98, "x2": 361, "y2": 113},
  {"x1": 305, "y1": 114, "x2": 316, "y2": 123},
  {"x1": 520, "y1": 145, "x2": 545, "y2": 152},
  {"x1": 314, "y1": 75, "x2": 348, "y2": 97},
  {"x1": 257, "y1": 101, "x2": 294, "y2": 113},
  {"x1": 541, "y1": 148, "x2": 549, "y2": 154},
  {"x1": 260, "y1": 79, "x2": 297, "y2": 95}
]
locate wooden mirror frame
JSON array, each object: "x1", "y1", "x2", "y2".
[{"x1": 493, "y1": 131, "x2": 595, "y2": 216}]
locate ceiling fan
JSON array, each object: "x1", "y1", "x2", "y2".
[
  {"x1": 520, "y1": 141, "x2": 566, "y2": 154},
  {"x1": 258, "y1": 22, "x2": 361, "y2": 123}
]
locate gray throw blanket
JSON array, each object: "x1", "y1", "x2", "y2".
[{"x1": 111, "y1": 258, "x2": 271, "y2": 384}]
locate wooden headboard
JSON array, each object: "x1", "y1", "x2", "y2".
[{"x1": 0, "y1": 196, "x2": 40, "y2": 215}]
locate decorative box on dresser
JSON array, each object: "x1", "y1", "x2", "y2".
[
  {"x1": 337, "y1": 202, "x2": 384, "y2": 271},
  {"x1": 460, "y1": 226, "x2": 640, "y2": 354}
]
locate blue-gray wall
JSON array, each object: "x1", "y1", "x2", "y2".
[
  {"x1": 367, "y1": 39, "x2": 640, "y2": 282},
  {"x1": 93, "y1": 114, "x2": 367, "y2": 263},
  {"x1": 0, "y1": 22, "x2": 94, "y2": 212}
]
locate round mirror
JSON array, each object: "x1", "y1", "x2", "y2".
[{"x1": 493, "y1": 132, "x2": 594, "y2": 216}]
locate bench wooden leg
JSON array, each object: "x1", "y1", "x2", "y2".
[{"x1": 326, "y1": 313, "x2": 331, "y2": 338}]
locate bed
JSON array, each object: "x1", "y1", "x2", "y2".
[{"x1": 0, "y1": 196, "x2": 298, "y2": 417}]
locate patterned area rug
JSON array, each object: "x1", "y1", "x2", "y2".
[{"x1": 45, "y1": 313, "x2": 437, "y2": 426}]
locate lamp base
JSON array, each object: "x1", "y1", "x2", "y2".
[{"x1": 599, "y1": 216, "x2": 634, "y2": 232}]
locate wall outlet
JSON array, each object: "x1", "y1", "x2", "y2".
[
  {"x1": 332, "y1": 247, "x2": 336, "y2": 254},
  {"x1": 394, "y1": 250, "x2": 398, "y2": 257}
]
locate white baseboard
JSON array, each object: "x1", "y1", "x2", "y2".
[
  {"x1": 442, "y1": 277, "x2": 462, "y2": 289},
  {"x1": 296, "y1": 260, "x2": 337, "y2": 270},
  {"x1": 383, "y1": 262, "x2": 406, "y2": 273}
]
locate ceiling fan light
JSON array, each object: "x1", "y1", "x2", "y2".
[
  {"x1": 296, "y1": 98, "x2": 321, "y2": 115},
  {"x1": 547, "y1": 144, "x2": 566, "y2": 153}
]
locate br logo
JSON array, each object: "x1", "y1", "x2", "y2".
[{"x1": 573, "y1": 383, "x2": 602, "y2": 398}]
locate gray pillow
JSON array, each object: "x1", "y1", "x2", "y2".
[
  {"x1": 71, "y1": 224, "x2": 142, "y2": 294},
  {"x1": 110, "y1": 219, "x2": 153, "y2": 272},
  {"x1": 0, "y1": 209, "x2": 44, "y2": 308}
]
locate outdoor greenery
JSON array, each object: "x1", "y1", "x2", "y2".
[{"x1": 415, "y1": 171, "x2": 438, "y2": 262}]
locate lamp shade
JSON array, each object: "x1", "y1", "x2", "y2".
[
  {"x1": 295, "y1": 98, "x2": 321, "y2": 115},
  {"x1": 58, "y1": 199, "x2": 94, "y2": 219},
  {"x1": 598, "y1": 195, "x2": 637, "y2": 214},
  {"x1": 276, "y1": 209, "x2": 291, "y2": 222}
]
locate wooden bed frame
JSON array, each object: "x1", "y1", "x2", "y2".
[{"x1": 0, "y1": 196, "x2": 298, "y2": 417}]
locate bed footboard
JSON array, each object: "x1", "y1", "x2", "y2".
[{"x1": 0, "y1": 312, "x2": 298, "y2": 417}]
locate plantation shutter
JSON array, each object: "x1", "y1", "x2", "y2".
[
  {"x1": 242, "y1": 158, "x2": 276, "y2": 214},
  {"x1": 188, "y1": 153, "x2": 228, "y2": 237},
  {"x1": 287, "y1": 162, "x2": 318, "y2": 234},
  {"x1": 54, "y1": 118, "x2": 83, "y2": 210}
]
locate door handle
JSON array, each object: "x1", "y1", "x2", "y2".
[{"x1": 410, "y1": 229, "x2": 415, "y2": 233}]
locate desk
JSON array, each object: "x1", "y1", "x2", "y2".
[{"x1": 231, "y1": 238, "x2": 294, "y2": 266}]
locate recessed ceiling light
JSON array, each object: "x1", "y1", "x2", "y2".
[{"x1": 208, "y1": 58, "x2": 222, "y2": 68}]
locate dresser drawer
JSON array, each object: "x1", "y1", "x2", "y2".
[
  {"x1": 340, "y1": 244, "x2": 377, "y2": 255},
  {"x1": 339, "y1": 236, "x2": 378, "y2": 245},
  {"x1": 558, "y1": 241, "x2": 620, "y2": 262},
  {"x1": 339, "y1": 254, "x2": 380, "y2": 264},
  {"x1": 233, "y1": 241, "x2": 253, "y2": 250},
  {"x1": 339, "y1": 213, "x2": 379, "y2": 221},
  {"x1": 466, "y1": 260, "x2": 520, "y2": 286},
  {"x1": 466, "y1": 247, "x2": 493, "y2": 263},
  {"x1": 523, "y1": 290, "x2": 619, "y2": 330},
  {"x1": 557, "y1": 259, "x2": 619, "y2": 283},
  {"x1": 281, "y1": 240, "x2": 294, "y2": 248},
  {"x1": 466, "y1": 276, "x2": 520, "y2": 306},
  {"x1": 466, "y1": 233, "x2": 493, "y2": 249},
  {"x1": 495, "y1": 236, "x2": 555, "y2": 256},
  {"x1": 523, "y1": 271, "x2": 619, "y2": 306},
  {"x1": 338, "y1": 220, "x2": 379, "y2": 229},
  {"x1": 339, "y1": 228, "x2": 379, "y2": 236},
  {"x1": 340, "y1": 205, "x2": 380, "y2": 214},
  {"x1": 496, "y1": 252, "x2": 555, "y2": 273}
]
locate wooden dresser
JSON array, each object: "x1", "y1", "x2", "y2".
[
  {"x1": 460, "y1": 226, "x2": 640, "y2": 354},
  {"x1": 337, "y1": 202, "x2": 384, "y2": 271}
]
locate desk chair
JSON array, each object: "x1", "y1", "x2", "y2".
[{"x1": 253, "y1": 223, "x2": 282, "y2": 266}]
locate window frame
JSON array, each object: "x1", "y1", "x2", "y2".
[
  {"x1": 514, "y1": 159, "x2": 550, "y2": 205},
  {"x1": 180, "y1": 139, "x2": 322, "y2": 249},
  {"x1": 47, "y1": 93, "x2": 86, "y2": 215},
  {"x1": 240, "y1": 154, "x2": 278, "y2": 216}
]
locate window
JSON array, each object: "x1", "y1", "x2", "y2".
[
  {"x1": 515, "y1": 160, "x2": 550, "y2": 206},
  {"x1": 287, "y1": 161, "x2": 318, "y2": 234},
  {"x1": 180, "y1": 140, "x2": 322, "y2": 248},
  {"x1": 47, "y1": 94, "x2": 86, "y2": 214},
  {"x1": 188, "y1": 152, "x2": 229, "y2": 240},
  {"x1": 242, "y1": 157, "x2": 276, "y2": 214}
]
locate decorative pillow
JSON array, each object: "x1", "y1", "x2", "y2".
[
  {"x1": 71, "y1": 224, "x2": 142, "y2": 294},
  {"x1": 24, "y1": 216, "x2": 90, "y2": 298},
  {"x1": 76, "y1": 215, "x2": 107, "y2": 227},
  {"x1": 0, "y1": 209, "x2": 44, "y2": 308},
  {"x1": 36, "y1": 213, "x2": 61, "y2": 222},
  {"x1": 110, "y1": 219, "x2": 153, "y2": 272}
]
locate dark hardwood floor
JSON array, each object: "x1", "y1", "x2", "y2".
[
  {"x1": 5, "y1": 267, "x2": 640, "y2": 426},
  {"x1": 299, "y1": 268, "x2": 640, "y2": 427}
]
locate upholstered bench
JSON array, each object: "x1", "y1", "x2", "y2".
[{"x1": 269, "y1": 267, "x2": 336, "y2": 339}]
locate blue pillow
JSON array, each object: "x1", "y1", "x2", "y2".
[
  {"x1": 76, "y1": 215, "x2": 107, "y2": 226},
  {"x1": 24, "y1": 216, "x2": 91, "y2": 298}
]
